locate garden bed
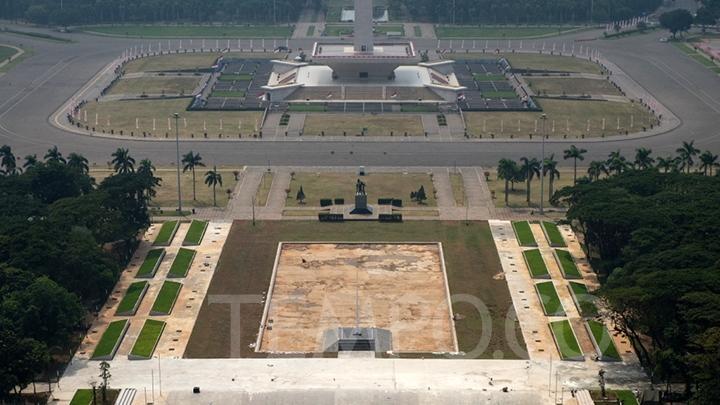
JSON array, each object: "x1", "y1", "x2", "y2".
[
  {"x1": 136, "y1": 249, "x2": 166, "y2": 278},
  {"x1": 522, "y1": 249, "x2": 550, "y2": 278},
  {"x1": 568, "y1": 281, "x2": 598, "y2": 317},
  {"x1": 554, "y1": 249, "x2": 581, "y2": 278},
  {"x1": 153, "y1": 220, "x2": 179, "y2": 246},
  {"x1": 168, "y1": 248, "x2": 196, "y2": 278},
  {"x1": 183, "y1": 220, "x2": 208, "y2": 245},
  {"x1": 586, "y1": 320, "x2": 621, "y2": 361},
  {"x1": 512, "y1": 221, "x2": 537, "y2": 246},
  {"x1": 129, "y1": 319, "x2": 166, "y2": 359},
  {"x1": 535, "y1": 281, "x2": 566, "y2": 316},
  {"x1": 115, "y1": 281, "x2": 149, "y2": 316},
  {"x1": 150, "y1": 281, "x2": 183, "y2": 315},
  {"x1": 91, "y1": 319, "x2": 130, "y2": 360},
  {"x1": 549, "y1": 320, "x2": 584, "y2": 361},
  {"x1": 541, "y1": 221, "x2": 566, "y2": 247}
]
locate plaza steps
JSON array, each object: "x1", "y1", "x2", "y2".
[{"x1": 115, "y1": 388, "x2": 137, "y2": 405}]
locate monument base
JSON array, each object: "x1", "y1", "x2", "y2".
[{"x1": 350, "y1": 193, "x2": 373, "y2": 215}]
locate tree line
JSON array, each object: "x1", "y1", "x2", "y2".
[
  {"x1": 0, "y1": 145, "x2": 160, "y2": 399},
  {"x1": 0, "y1": 0, "x2": 309, "y2": 26},
  {"x1": 552, "y1": 164, "x2": 720, "y2": 403},
  {"x1": 391, "y1": 0, "x2": 662, "y2": 24}
]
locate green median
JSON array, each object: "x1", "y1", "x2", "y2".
[
  {"x1": 512, "y1": 221, "x2": 537, "y2": 246},
  {"x1": 555, "y1": 249, "x2": 581, "y2": 278},
  {"x1": 183, "y1": 219, "x2": 208, "y2": 245},
  {"x1": 168, "y1": 248, "x2": 196, "y2": 278},
  {"x1": 130, "y1": 319, "x2": 166, "y2": 359},
  {"x1": 541, "y1": 221, "x2": 566, "y2": 247},
  {"x1": 150, "y1": 281, "x2": 183, "y2": 315},
  {"x1": 535, "y1": 281, "x2": 565, "y2": 316},
  {"x1": 136, "y1": 249, "x2": 166, "y2": 278},
  {"x1": 522, "y1": 249, "x2": 549, "y2": 278},
  {"x1": 115, "y1": 281, "x2": 149, "y2": 316},
  {"x1": 569, "y1": 281, "x2": 598, "y2": 317},
  {"x1": 153, "y1": 221, "x2": 179, "y2": 246},
  {"x1": 92, "y1": 319, "x2": 129, "y2": 360},
  {"x1": 549, "y1": 320, "x2": 583, "y2": 361},
  {"x1": 587, "y1": 320, "x2": 621, "y2": 361}
]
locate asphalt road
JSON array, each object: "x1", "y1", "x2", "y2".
[{"x1": 1, "y1": 23, "x2": 719, "y2": 167}]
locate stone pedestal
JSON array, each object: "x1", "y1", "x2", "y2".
[{"x1": 350, "y1": 193, "x2": 373, "y2": 215}]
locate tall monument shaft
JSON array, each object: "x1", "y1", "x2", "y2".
[{"x1": 354, "y1": 0, "x2": 374, "y2": 53}]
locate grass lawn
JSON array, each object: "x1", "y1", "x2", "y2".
[
  {"x1": 464, "y1": 98, "x2": 655, "y2": 139},
  {"x1": 256, "y1": 171, "x2": 274, "y2": 206},
  {"x1": 535, "y1": 281, "x2": 566, "y2": 316},
  {"x1": 482, "y1": 90, "x2": 518, "y2": 99},
  {"x1": 218, "y1": 73, "x2": 253, "y2": 81},
  {"x1": 555, "y1": 249, "x2": 581, "y2": 278},
  {"x1": 550, "y1": 320, "x2": 583, "y2": 360},
  {"x1": 473, "y1": 73, "x2": 506, "y2": 82},
  {"x1": 303, "y1": 113, "x2": 423, "y2": 136},
  {"x1": 542, "y1": 221, "x2": 566, "y2": 247},
  {"x1": 436, "y1": 25, "x2": 584, "y2": 39},
  {"x1": 123, "y1": 53, "x2": 220, "y2": 73},
  {"x1": 91, "y1": 320, "x2": 128, "y2": 359},
  {"x1": 78, "y1": 98, "x2": 263, "y2": 138},
  {"x1": 323, "y1": 24, "x2": 404, "y2": 37},
  {"x1": 136, "y1": 249, "x2": 166, "y2": 277},
  {"x1": 168, "y1": 248, "x2": 196, "y2": 278},
  {"x1": 130, "y1": 319, "x2": 166, "y2": 358},
  {"x1": 69, "y1": 389, "x2": 120, "y2": 405},
  {"x1": 502, "y1": 53, "x2": 602, "y2": 74},
  {"x1": 522, "y1": 249, "x2": 549, "y2": 278},
  {"x1": 450, "y1": 172, "x2": 465, "y2": 206},
  {"x1": 151, "y1": 281, "x2": 183, "y2": 315},
  {"x1": 183, "y1": 220, "x2": 208, "y2": 245},
  {"x1": 569, "y1": 282, "x2": 598, "y2": 317},
  {"x1": 0, "y1": 45, "x2": 18, "y2": 61},
  {"x1": 512, "y1": 221, "x2": 537, "y2": 246},
  {"x1": 587, "y1": 320, "x2": 621, "y2": 361},
  {"x1": 487, "y1": 168, "x2": 577, "y2": 208},
  {"x1": 211, "y1": 90, "x2": 246, "y2": 97},
  {"x1": 185, "y1": 220, "x2": 527, "y2": 359},
  {"x1": 526, "y1": 77, "x2": 621, "y2": 96},
  {"x1": 83, "y1": 25, "x2": 293, "y2": 38},
  {"x1": 108, "y1": 76, "x2": 200, "y2": 96},
  {"x1": 153, "y1": 221, "x2": 179, "y2": 246},
  {"x1": 672, "y1": 42, "x2": 720, "y2": 74},
  {"x1": 287, "y1": 104, "x2": 328, "y2": 112},
  {"x1": 115, "y1": 281, "x2": 149, "y2": 315},
  {"x1": 287, "y1": 172, "x2": 436, "y2": 207},
  {"x1": 0, "y1": 45, "x2": 30, "y2": 74}
]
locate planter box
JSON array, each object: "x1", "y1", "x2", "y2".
[
  {"x1": 512, "y1": 221, "x2": 537, "y2": 247},
  {"x1": 549, "y1": 320, "x2": 584, "y2": 361},
  {"x1": 535, "y1": 281, "x2": 566, "y2": 316},
  {"x1": 129, "y1": 319, "x2": 166, "y2": 360},
  {"x1": 585, "y1": 320, "x2": 621, "y2": 362},
  {"x1": 522, "y1": 249, "x2": 550, "y2": 279},
  {"x1": 115, "y1": 281, "x2": 149, "y2": 316},
  {"x1": 136, "y1": 249, "x2": 166, "y2": 278},
  {"x1": 182, "y1": 220, "x2": 208, "y2": 246},
  {"x1": 553, "y1": 249, "x2": 582, "y2": 279},
  {"x1": 91, "y1": 319, "x2": 130, "y2": 361},
  {"x1": 153, "y1": 220, "x2": 179, "y2": 246},
  {"x1": 167, "y1": 248, "x2": 196, "y2": 278},
  {"x1": 541, "y1": 221, "x2": 567, "y2": 247},
  {"x1": 150, "y1": 281, "x2": 183, "y2": 316},
  {"x1": 568, "y1": 281, "x2": 598, "y2": 318}
]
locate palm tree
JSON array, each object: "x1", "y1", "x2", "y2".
[
  {"x1": 204, "y1": 166, "x2": 223, "y2": 207},
  {"x1": 497, "y1": 158, "x2": 518, "y2": 206},
  {"x1": 634, "y1": 147, "x2": 655, "y2": 170},
  {"x1": 676, "y1": 140, "x2": 700, "y2": 173},
  {"x1": 23, "y1": 154, "x2": 38, "y2": 169},
  {"x1": 111, "y1": 148, "x2": 135, "y2": 174},
  {"x1": 137, "y1": 159, "x2": 161, "y2": 199},
  {"x1": 44, "y1": 145, "x2": 66, "y2": 164},
  {"x1": 587, "y1": 161, "x2": 608, "y2": 181},
  {"x1": 606, "y1": 150, "x2": 628, "y2": 176},
  {"x1": 543, "y1": 154, "x2": 561, "y2": 200},
  {"x1": 519, "y1": 157, "x2": 540, "y2": 206},
  {"x1": 182, "y1": 151, "x2": 205, "y2": 201},
  {"x1": 563, "y1": 145, "x2": 587, "y2": 184},
  {"x1": 0, "y1": 145, "x2": 18, "y2": 175},
  {"x1": 656, "y1": 156, "x2": 679, "y2": 173},
  {"x1": 698, "y1": 150, "x2": 719, "y2": 176},
  {"x1": 67, "y1": 153, "x2": 89, "y2": 174}
]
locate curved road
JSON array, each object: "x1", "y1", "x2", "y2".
[{"x1": 1, "y1": 24, "x2": 719, "y2": 167}]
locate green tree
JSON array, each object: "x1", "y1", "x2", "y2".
[
  {"x1": 0, "y1": 328, "x2": 48, "y2": 398},
  {"x1": 182, "y1": 151, "x2": 205, "y2": 201},
  {"x1": 657, "y1": 155, "x2": 679, "y2": 173},
  {"x1": 110, "y1": 148, "x2": 135, "y2": 174},
  {"x1": 204, "y1": 166, "x2": 223, "y2": 207},
  {"x1": 698, "y1": 150, "x2": 718, "y2": 176},
  {"x1": 659, "y1": 9, "x2": 694, "y2": 38},
  {"x1": 137, "y1": 159, "x2": 161, "y2": 199},
  {"x1": 411, "y1": 185, "x2": 428, "y2": 204},
  {"x1": 0, "y1": 145, "x2": 18, "y2": 175},
  {"x1": 563, "y1": 145, "x2": 587, "y2": 185},
  {"x1": 99, "y1": 361, "x2": 111, "y2": 404},
  {"x1": 497, "y1": 158, "x2": 518, "y2": 206},
  {"x1": 634, "y1": 147, "x2": 655, "y2": 170},
  {"x1": 520, "y1": 157, "x2": 540, "y2": 205},
  {"x1": 676, "y1": 141, "x2": 700, "y2": 173},
  {"x1": 296, "y1": 185, "x2": 306, "y2": 204},
  {"x1": 587, "y1": 161, "x2": 608, "y2": 181},
  {"x1": 44, "y1": 146, "x2": 66, "y2": 164},
  {"x1": 606, "y1": 150, "x2": 628, "y2": 175},
  {"x1": 543, "y1": 154, "x2": 560, "y2": 200},
  {"x1": 22, "y1": 154, "x2": 38, "y2": 170},
  {"x1": 67, "y1": 153, "x2": 89, "y2": 174}
]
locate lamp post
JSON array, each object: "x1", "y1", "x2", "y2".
[
  {"x1": 539, "y1": 113, "x2": 547, "y2": 215},
  {"x1": 173, "y1": 113, "x2": 182, "y2": 214}
]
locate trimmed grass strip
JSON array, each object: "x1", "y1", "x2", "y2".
[
  {"x1": 535, "y1": 281, "x2": 565, "y2": 316},
  {"x1": 115, "y1": 281, "x2": 148, "y2": 315},
  {"x1": 523, "y1": 249, "x2": 549, "y2": 278},
  {"x1": 168, "y1": 248, "x2": 196, "y2": 278},
  {"x1": 183, "y1": 220, "x2": 208, "y2": 245},
  {"x1": 92, "y1": 319, "x2": 128, "y2": 360},
  {"x1": 69, "y1": 389, "x2": 92, "y2": 405},
  {"x1": 555, "y1": 249, "x2": 581, "y2": 278},
  {"x1": 587, "y1": 320, "x2": 621, "y2": 361},
  {"x1": 130, "y1": 319, "x2": 166, "y2": 358},
  {"x1": 512, "y1": 221, "x2": 536, "y2": 246},
  {"x1": 136, "y1": 249, "x2": 166, "y2": 278},
  {"x1": 151, "y1": 281, "x2": 183, "y2": 315},
  {"x1": 153, "y1": 221, "x2": 179, "y2": 246},
  {"x1": 569, "y1": 282, "x2": 598, "y2": 317},
  {"x1": 549, "y1": 320, "x2": 583, "y2": 360},
  {"x1": 542, "y1": 221, "x2": 566, "y2": 247}
]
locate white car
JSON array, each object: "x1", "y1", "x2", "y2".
[{"x1": 659, "y1": 37, "x2": 668, "y2": 43}]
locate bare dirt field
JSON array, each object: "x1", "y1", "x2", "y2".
[{"x1": 258, "y1": 243, "x2": 457, "y2": 353}]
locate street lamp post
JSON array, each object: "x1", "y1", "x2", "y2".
[
  {"x1": 173, "y1": 113, "x2": 182, "y2": 214},
  {"x1": 539, "y1": 113, "x2": 547, "y2": 215}
]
